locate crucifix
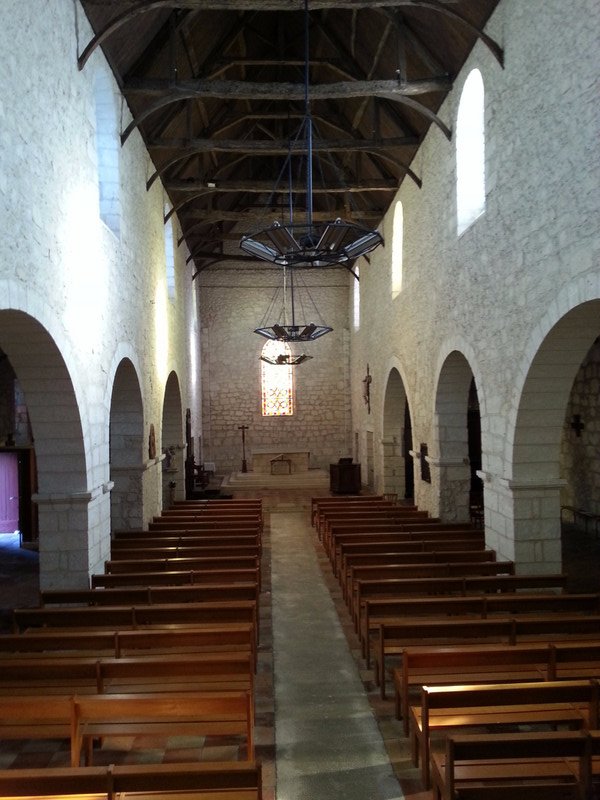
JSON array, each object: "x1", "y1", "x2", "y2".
[
  {"x1": 238, "y1": 425, "x2": 249, "y2": 473},
  {"x1": 362, "y1": 364, "x2": 372, "y2": 414}
]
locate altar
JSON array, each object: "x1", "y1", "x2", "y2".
[{"x1": 251, "y1": 446, "x2": 310, "y2": 474}]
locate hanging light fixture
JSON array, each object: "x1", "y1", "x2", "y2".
[
  {"x1": 254, "y1": 266, "x2": 332, "y2": 343},
  {"x1": 239, "y1": 0, "x2": 384, "y2": 269}
]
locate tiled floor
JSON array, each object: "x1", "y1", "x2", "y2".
[{"x1": 0, "y1": 490, "x2": 598, "y2": 800}]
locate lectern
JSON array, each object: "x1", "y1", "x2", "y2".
[{"x1": 329, "y1": 459, "x2": 361, "y2": 494}]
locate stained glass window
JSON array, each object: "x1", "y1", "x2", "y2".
[{"x1": 261, "y1": 341, "x2": 294, "y2": 416}]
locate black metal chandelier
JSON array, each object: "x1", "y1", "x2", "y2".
[
  {"x1": 239, "y1": 0, "x2": 383, "y2": 269},
  {"x1": 260, "y1": 350, "x2": 312, "y2": 366},
  {"x1": 254, "y1": 266, "x2": 332, "y2": 344}
]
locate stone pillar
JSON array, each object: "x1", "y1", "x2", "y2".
[
  {"x1": 427, "y1": 457, "x2": 471, "y2": 522},
  {"x1": 381, "y1": 434, "x2": 404, "y2": 496},
  {"x1": 110, "y1": 466, "x2": 144, "y2": 530},
  {"x1": 482, "y1": 473, "x2": 565, "y2": 573},
  {"x1": 34, "y1": 483, "x2": 112, "y2": 590}
]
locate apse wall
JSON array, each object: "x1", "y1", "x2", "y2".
[
  {"x1": 350, "y1": 0, "x2": 600, "y2": 570},
  {"x1": 0, "y1": 1, "x2": 201, "y2": 587},
  {"x1": 198, "y1": 267, "x2": 351, "y2": 474}
]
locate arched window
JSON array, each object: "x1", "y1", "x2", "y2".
[
  {"x1": 391, "y1": 200, "x2": 403, "y2": 297},
  {"x1": 261, "y1": 341, "x2": 294, "y2": 416},
  {"x1": 456, "y1": 69, "x2": 485, "y2": 235},
  {"x1": 164, "y1": 201, "x2": 176, "y2": 300},
  {"x1": 353, "y1": 266, "x2": 360, "y2": 329},
  {"x1": 94, "y1": 68, "x2": 121, "y2": 235}
]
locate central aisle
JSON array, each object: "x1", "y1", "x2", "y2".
[{"x1": 270, "y1": 506, "x2": 404, "y2": 799}]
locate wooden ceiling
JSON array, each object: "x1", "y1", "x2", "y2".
[{"x1": 78, "y1": 0, "x2": 503, "y2": 275}]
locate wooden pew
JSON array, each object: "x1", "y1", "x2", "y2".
[
  {"x1": 430, "y1": 730, "x2": 590, "y2": 800},
  {"x1": 104, "y1": 553, "x2": 259, "y2": 577},
  {"x1": 319, "y1": 510, "x2": 432, "y2": 547},
  {"x1": 111, "y1": 541, "x2": 261, "y2": 559},
  {"x1": 343, "y1": 550, "x2": 497, "y2": 606},
  {"x1": 11, "y1": 601, "x2": 259, "y2": 644},
  {"x1": 352, "y1": 561, "x2": 516, "y2": 630},
  {"x1": 0, "y1": 652, "x2": 254, "y2": 697},
  {"x1": 40, "y1": 582, "x2": 259, "y2": 608},
  {"x1": 311, "y1": 494, "x2": 385, "y2": 525},
  {"x1": 0, "y1": 690, "x2": 254, "y2": 767},
  {"x1": 0, "y1": 760, "x2": 263, "y2": 799},
  {"x1": 336, "y1": 538, "x2": 490, "y2": 580},
  {"x1": 73, "y1": 689, "x2": 255, "y2": 765},
  {"x1": 353, "y1": 573, "x2": 570, "y2": 644},
  {"x1": 372, "y1": 614, "x2": 600, "y2": 699},
  {"x1": 92, "y1": 568, "x2": 259, "y2": 589},
  {"x1": 327, "y1": 525, "x2": 484, "y2": 566},
  {"x1": 148, "y1": 518, "x2": 261, "y2": 532},
  {"x1": 315, "y1": 503, "x2": 414, "y2": 535},
  {"x1": 359, "y1": 592, "x2": 600, "y2": 667},
  {"x1": 410, "y1": 679, "x2": 599, "y2": 787},
  {"x1": 111, "y1": 529, "x2": 261, "y2": 548},
  {"x1": 0, "y1": 624, "x2": 256, "y2": 665},
  {"x1": 393, "y1": 641, "x2": 600, "y2": 732}
]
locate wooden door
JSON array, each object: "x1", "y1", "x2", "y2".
[{"x1": 0, "y1": 452, "x2": 19, "y2": 533}]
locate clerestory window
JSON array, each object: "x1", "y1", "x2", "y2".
[{"x1": 456, "y1": 69, "x2": 486, "y2": 235}]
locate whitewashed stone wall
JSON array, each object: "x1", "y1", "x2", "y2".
[
  {"x1": 199, "y1": 268, "x2": 351, "y2": 473},
  {"x1": 0, "y1": 1, "x2": 202, "y2": 588},
  {"x1": 351, "y1": 0, "x2": 600, "y2": 568}
]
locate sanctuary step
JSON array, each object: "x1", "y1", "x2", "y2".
[{"x1": 222, "y1": 469, "x2": 330, "y2": 490}]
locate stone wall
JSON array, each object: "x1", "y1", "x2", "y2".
[
  {"x1": 350, "y1": 0, "x2": 600, "y2": 567},
  {"x1": 0, "y1": 0, "x2": 202, "y2": 587},
  {"x1": 199, "y1": 267, "x2": 351, "y2": 473}
]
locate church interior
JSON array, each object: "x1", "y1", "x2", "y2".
[{"x1": 0, "y1": 0, "x2": 599, "y2": 798}]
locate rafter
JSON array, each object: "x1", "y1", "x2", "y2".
[
  {"x1": 167, "y1": 177, "x2": 398, "y2": 193},
  {"x1": 78, "y1": 1, "x2": 500, "y2": 72},
  {"x1": 121, "y1": 78, "x2": 451, "y2": 144},
  {"x1": 145, "y1": 135, "x2": 419, "y2": 189}
]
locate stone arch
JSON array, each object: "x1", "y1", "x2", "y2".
[
  {"x1": 434, "y1": 350, "x2": 480, "y2": 522},
  {"x1": 161, "y1": 371, "x2": 185, "y2": 506},
  {"x1": 500, "y1": 300, "x2": 600, "y2": 572},
  {"x1": 382, "y1": 367, "x2": 413, "y2": 500},
  {"x1": 0, "y1": 310, "x2": 91, "y2": 590},
  {"x1": 109, "y1": 358, "x2": 144, "y2": 531}
]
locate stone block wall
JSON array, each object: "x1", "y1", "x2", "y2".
[
  {"x1": 349, "y1": 0, "x2": 600, "y2": 566},
  {"x1": 0, "y1": 0, "x2": 202, "y2": 587},
  {"x1": 199, "y1": 267, "x2": 351, "y2": 473}
]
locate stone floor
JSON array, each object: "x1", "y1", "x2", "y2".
[{"x1": 0, "y1": 488, "x2": 598, "y2": 800}]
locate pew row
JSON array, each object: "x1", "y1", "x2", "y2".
[
  {"x1": 0, "y1": 690, "x2": 254, "y2": 767},
  {"x1": 360, "y1": 592, "x2": 600, "y2": 667},
  {"x1": 430, "y1": 730, "x2": 589, "y2": 800},
  {"x1": 11, "y1": 601, "x2": 259, "y2": 645},
  {"x1": 394, "y1": 641, "x2": 600, "y2": 732},
  {"x1": 352, "y1": 561, "x2": 516, "y2": 631},
  {"x1": 410, "y1": 679, "x2": 599, "y2": 786},
  {"x1": 0, "y1": 652, "x2": 254, "y2": 697},
  {"x1": 91, "y1": 568, "x2": 259, "y2": 589},
  {"x1": 0, "y1": 760, "x2": 263, "y2": 800},
  {"x1": 373, "y1": 614, "x2": 600, "y2": 699},
  {"x1": 0, "y1": 625, "x2": 256, "y2": 666},
  {"x1": 343, "y1": 550, "x2": 497, "y2": 607},
  {"x1": 40, "y1": 583, "x2": 259, "y2": 608}
]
